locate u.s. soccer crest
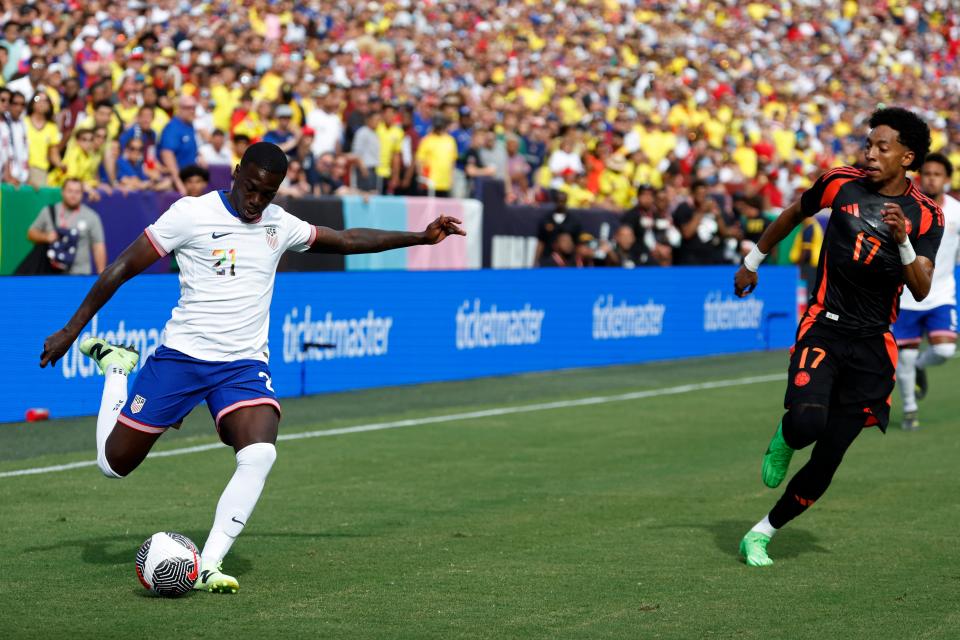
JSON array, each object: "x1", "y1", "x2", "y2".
[
  {"x1": 131, "y1": 395, "x2": 147, "y2": 414},
  {"x1": 265, "y1": 226, "x2": 279, "y2": 250}
]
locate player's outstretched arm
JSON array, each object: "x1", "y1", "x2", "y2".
[
  {"x1": 308, "y1": 215, "x2": 466, "y2": 254},
  {"x1": 40, "y1": 234, "x2": 161, "y2": 367},
  {"x1": 734, "y1": 200, "x2": 807, "y2": 297}
]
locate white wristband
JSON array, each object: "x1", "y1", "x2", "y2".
[
  {"x1": 899, "y1": 237, "x2": 917, "y2": 265},
  {"x1": 743, "y1": 245, "x2": 767, "y2": 272}
]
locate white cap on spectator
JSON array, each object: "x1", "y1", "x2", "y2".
[
  {"x1": 177, "y1": 40, "x2": 193, "y2": 52},
  {"x1": 80, "y1": 25, "x2": 99, "y2": 40}
]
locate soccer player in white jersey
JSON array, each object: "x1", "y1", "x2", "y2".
[
  {"x1": 893, "y1": 153, "x2": 960, "y2": 431},
  {"x1": 39, "y1": 143, "x2": 465, "y2": 593}
]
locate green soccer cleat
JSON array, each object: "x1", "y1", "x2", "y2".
[
  {"x1": 739, "y1": 531, "x2": 774, "y2": 567},
  {"x1": 79, "y1": 338, "x2": 139, "y2": 375},
  {"x1": 761, "y1": 422, "x2": 795, "y2": 489},
  {"x1": 194, "y1": 562, "x2": 239, "y2": 594}
]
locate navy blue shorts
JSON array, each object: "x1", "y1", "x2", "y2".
[
  {"x1": 892, "y1": 305, "x2": 957, "y2": 346},
  {"x1": 118, "y1": 345, "x2": 280, "y2": 437}
]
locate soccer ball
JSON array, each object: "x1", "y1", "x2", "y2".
[{"x1": 135, "y1": 532, "x2": 200, "y2": 597}]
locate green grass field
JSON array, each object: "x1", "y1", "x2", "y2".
[{"x1": 1, "y1": 350, "x2": 958, "y2": 639}]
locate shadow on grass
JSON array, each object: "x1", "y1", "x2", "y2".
[
  {"x1": 24, "y1": 530, "x2": 371, "y2": 572},
  {"x1": 700, "y1": 519, "x2": 831, "y2": 560}
]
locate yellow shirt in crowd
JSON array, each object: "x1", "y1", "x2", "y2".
[
  {"x1": 52, "y1": 144, "x2": 101, "y2": 188},
  {"x1": 415, "y1": 132, "x2": 458, "y2": 192},
  {"x1": 598, "y1": 169, "x2": 634, "y2": 210},
  {"x1": 375, "y1": 122, "x2": 404, "y2": 179},
  {"x1": 26, "y1": 119, "x2": 62, "y2": 172},
  {"x1": 211, "y1": 84, "x2": 242, "y2": 132}
]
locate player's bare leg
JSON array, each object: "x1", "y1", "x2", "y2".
[
  {"x1": 195, "y1": 405, "x2": 279, "y2": 593},
  {"x1": 102, "y1": 427, "x2": 164, "y2": 476}
]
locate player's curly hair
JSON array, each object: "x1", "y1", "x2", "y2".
[
  {"x1": 240, "y1": 141, "x2": 289, "y2": 175},
  {"x1": 868, "y1": 107, "x2": 930, "y2": 171}
]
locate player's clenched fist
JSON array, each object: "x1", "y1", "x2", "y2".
[
  {"x1": 734, "y1": 264, "x2": 758, "y2": 298},
  {"x1": 881, "y1": 202, "x2": 908, "y2": 243}
]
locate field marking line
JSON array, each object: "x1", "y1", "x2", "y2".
[{"x1": 0, "y1": 372, "x2": 786, "y2": 479}]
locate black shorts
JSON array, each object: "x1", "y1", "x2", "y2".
[{"x1": 784, "y1": 321, "x2": 898, "y2": 431}]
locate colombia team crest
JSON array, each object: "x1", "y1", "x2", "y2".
[
  {"x1": 265, "y1": 226, "x2": 279, "y2": 250},
  {"x1": 794, "y1": 371, "x2": 811, "y2": 387}
]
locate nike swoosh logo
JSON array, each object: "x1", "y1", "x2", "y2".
[
  {"x1": 212, "y1": 232, "x2": 233, "y2": 239},
  {"x1": 188, "y1": 550, "x2": 199, "y2": 581},
  {"x1": 231, "y1": 516, "x2": 246, "y2": 526}
]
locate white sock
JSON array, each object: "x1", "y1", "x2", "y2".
[
  {"x1": 750, "y1": 515, "x2": 778, "y2": 538},
  {"x1": 200, "y1": 442, "x2": 277, "y2": 568},
  {"x1": 917, "y1": 342, "x2": 956, "y2": 369},
  {"x1": 897, "y1": 348, "x2": 919, "y2": 413},
  {"x1": 96, "y1": 366, "x2": 128, "y2": 478}
]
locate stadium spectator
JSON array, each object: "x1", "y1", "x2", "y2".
[
  {"x1": 535, "y1": 191, "x2": 582, "y2": 266},
  {"x1": 602, "y1": 226, "x2": 641, "y2": 268},
  {"x1": 1, "y1": 21, "x2": 27, "y2": 81},
  {"x1": 199, "y1": 129, "x2": 234, "y2": 167},
  {"x1": 351, "y1": 109, "x2": 381, "y2": 192},
  {"x1": 263, "y1": 105, "x2": 299, "y2": 155},
  {"x1": 277, "y1": 159, "x2": 312, "y2": 198},
  {"x1": 26, "y1": 178, "x2": 106, "y2": 275},
  {"x1": 52, "y1": 127, "x2": 105, "y2": 201},
  {"x1": 230, "y1": 133, "x2": 252, "y2": 167},
  {"x1": 159, "y1": 95, "x2": 200, "y2": 195},
  {"x1": 376, "y1": 103, "x2": 404, "y2": 195},
  {"x1": 539, "y1": 231, "x2": 581, "y2": 268},
  {"x1": 292, "y1": 127, "x2": 321, "y2": 192},
  {"x1": 505, "y1": 135, "x2": 532, "y2": 204},
  {"x1": 415, "y1": 115, "x2": 457, "y2": 197},
  {"x1": 1, "y1": 90, "x2": 29, "y2": 187},
  {"x1": 25, "y1": 92, "x2": 62, "y2": 187},
  {"x1": 55, "y1": 77, "x2": 85, "y2": 145},
  {"x1": 118, "y1": 107, "x2": 159, "y2": 166},
  {"x1": 621, "y1": 186, "x2": 681, "y2": 266},
  {"x1": 464, "y1": 133, "x2": 497, "y2": 188},
  {"x1": 115, "y1": 137, "x2": 170, "y2": 192},
  {"x1": 673, "y1": 181, "x2": 739, "y2": 265},
  {"x1": 314, "y1": 151, "x2": 349, "y2": 196},
  {"x1": 7, "y1": 58, "x2": 46, "y2": 102},
  {"x1": 179, "y1": 165, "x2": 209, "y2": 198},
  {"x1": 736, "y1": 195, "x2": 774, "y2": 257},
  {"x1": 305, "y1": 86, "x2": 343, "y2": 158}
]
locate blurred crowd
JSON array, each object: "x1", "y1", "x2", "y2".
[{"x1": 2, "y1": 0, "x2": 959, "y2": 266}]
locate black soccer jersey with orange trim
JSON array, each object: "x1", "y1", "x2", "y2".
[{"x1": 798, "y1": 167, "x2": 944, "y2": 336}]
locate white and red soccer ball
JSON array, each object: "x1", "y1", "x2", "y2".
[{"x1": 135, "y1": 532, "x2": 199, "y2": 597}]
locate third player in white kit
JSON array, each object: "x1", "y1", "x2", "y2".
[{"x1": 893, "y1": 153, "x2": 960, "y2": 430}]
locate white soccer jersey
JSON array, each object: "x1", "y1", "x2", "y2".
[
  {"x1": 901, "y1": 193, "x2": 960, "y2": 311},
  {"x1": 145, "y1": 191, "x2": 317, "y2": 362}
]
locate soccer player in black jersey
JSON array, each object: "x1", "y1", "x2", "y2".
[{"x1": 732, "y1": 108, "x2": 944, "y2": 566}]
